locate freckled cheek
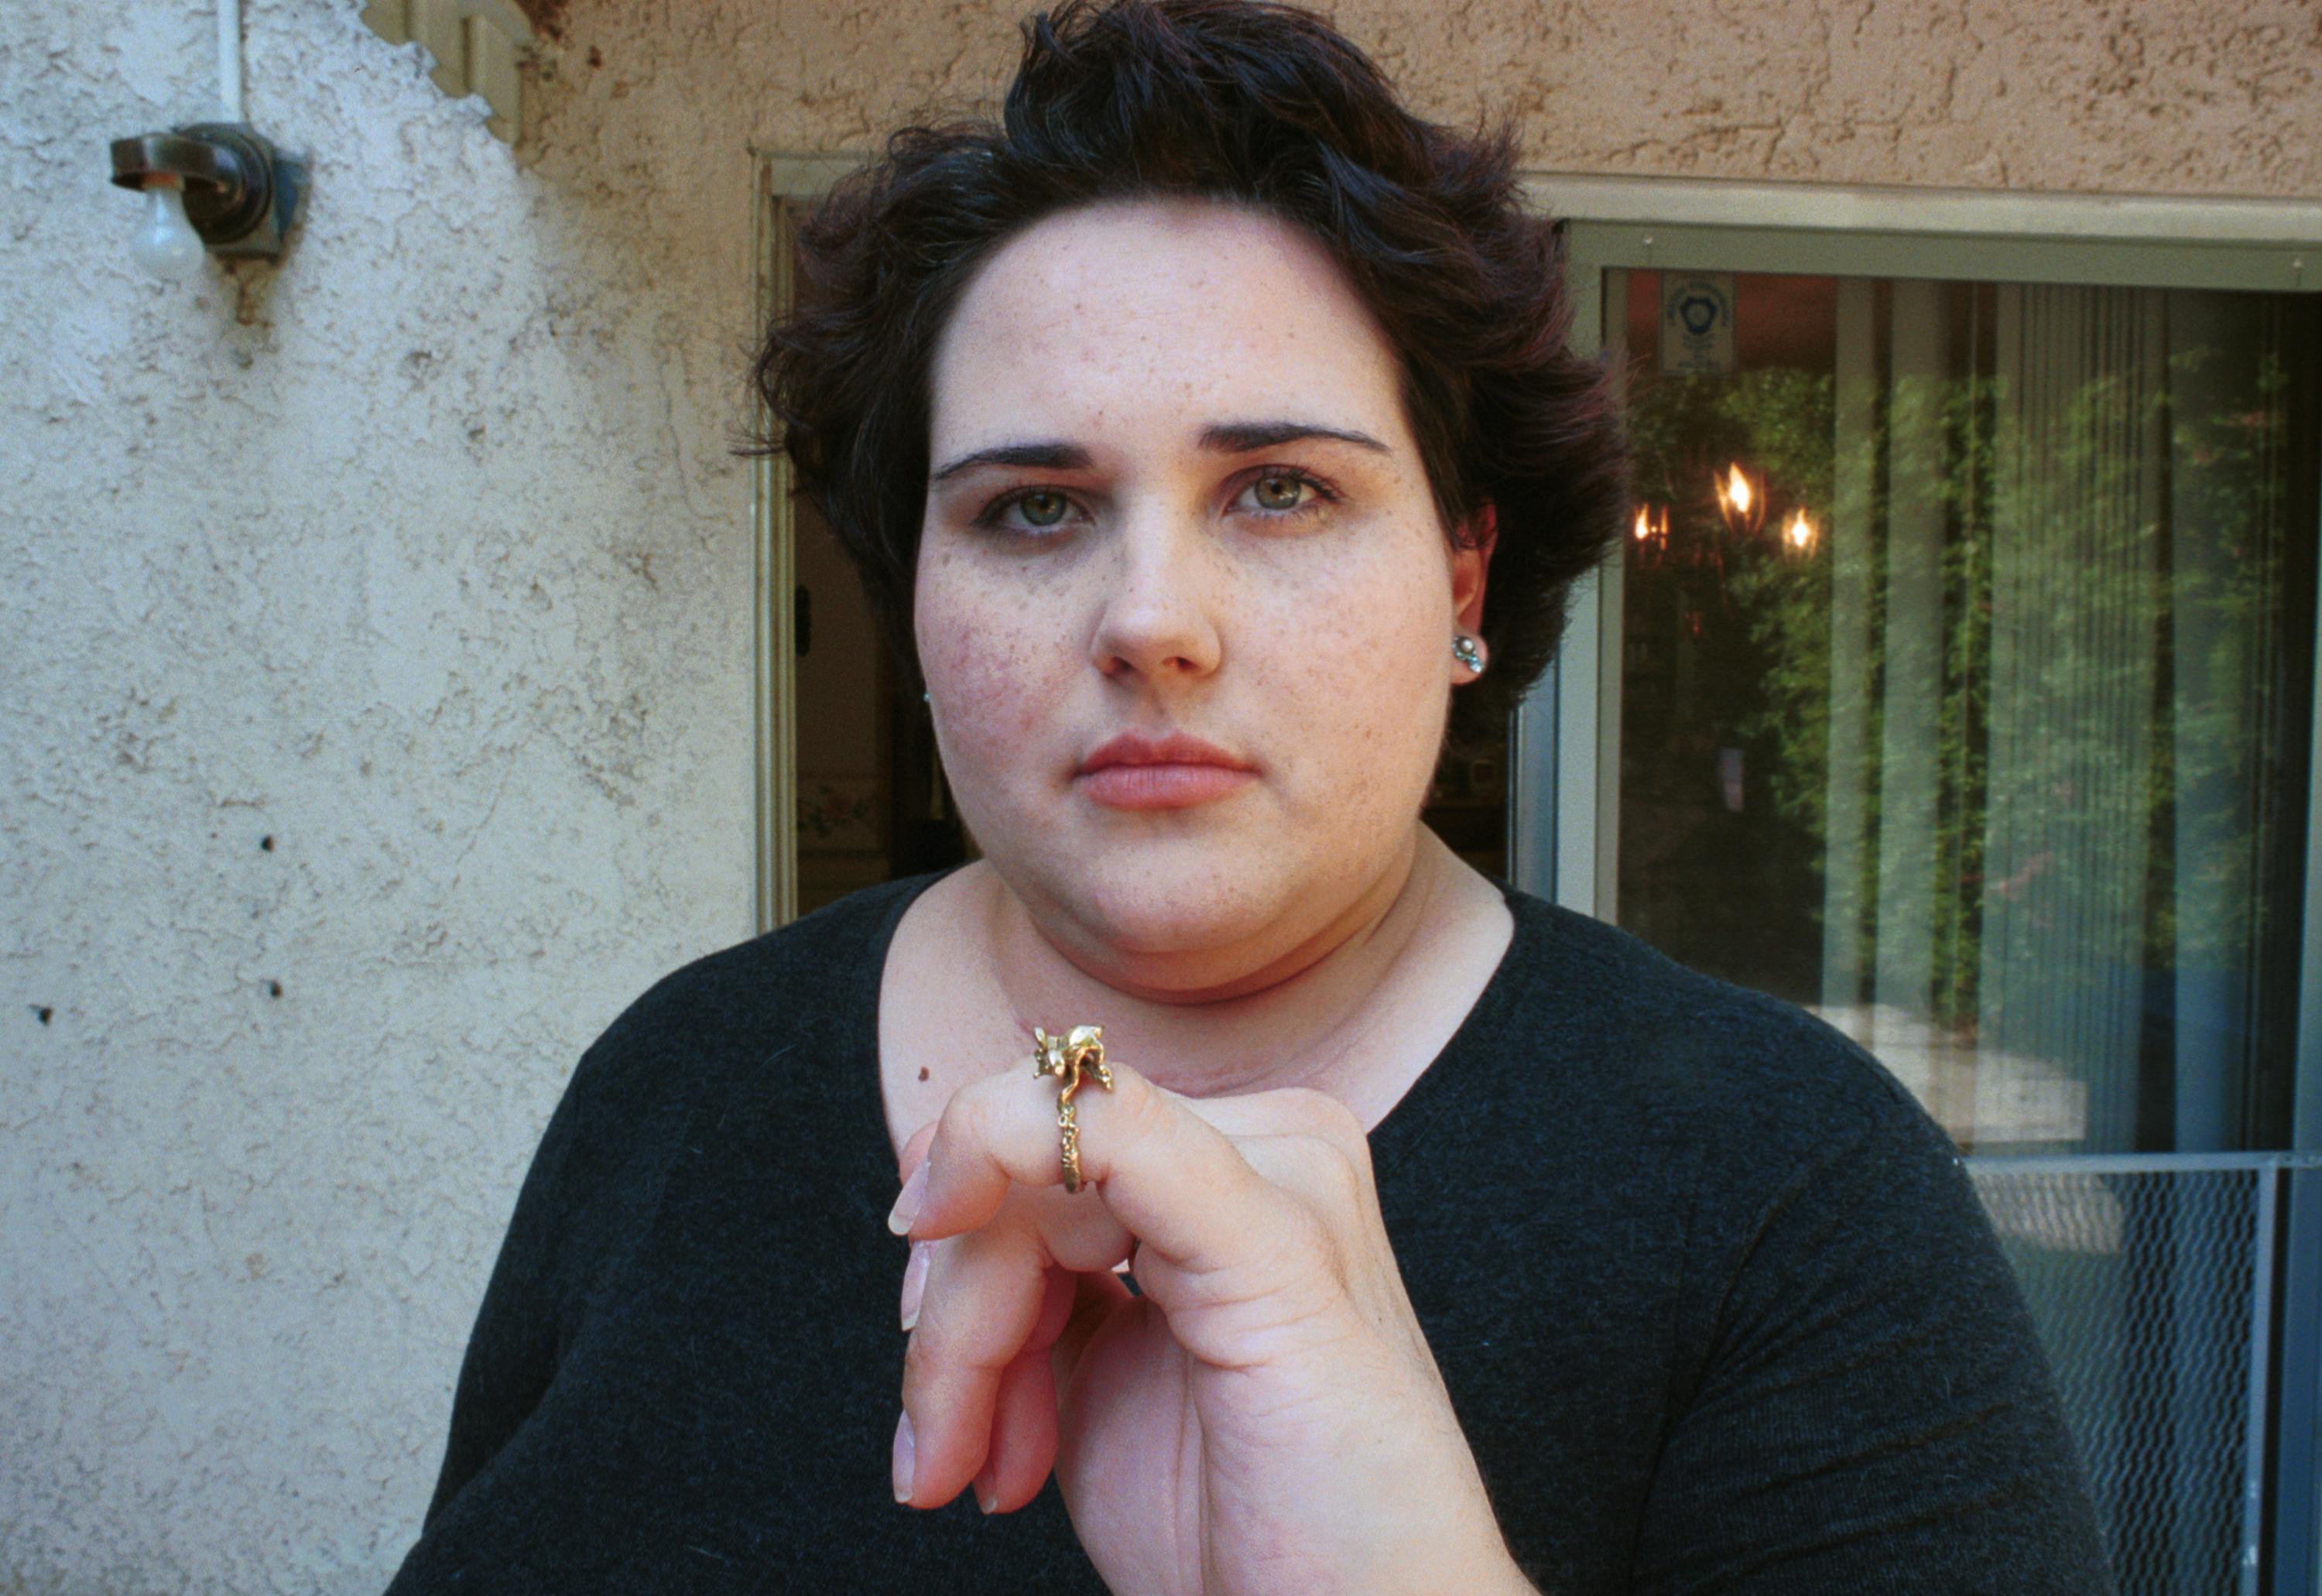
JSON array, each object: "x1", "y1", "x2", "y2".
[
  {"x1": 916, "y1": 582, "x2": 1077, "y2": 785},
  {"x1": 1249, "y1": 557, "x2": 1450, "y2": 779}
]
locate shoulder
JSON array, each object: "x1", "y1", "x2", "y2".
[
  {"x1": 533, "y1": 875, "x2": 937, "y2": 1192},
  {"x1": 1498, "y1": 888, "x2": 1934, "y2": 1168},
  {"x1": 1509, "y1": 896, "x2": 2111, "y2": 1578},
  {"x1": 1487, "y1": 888, "x2": 1988, "y2": 1346},
  {"x1": 565, "y1": 874, "x2": 935, "y2": 1118},
  {"x1": 475, "y1": 875, "x2": 938, "y2": 1317}
]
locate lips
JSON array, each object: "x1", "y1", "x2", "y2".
[{"x1": 1074, "y1": 731, "x2": 1258, "y2": 811}]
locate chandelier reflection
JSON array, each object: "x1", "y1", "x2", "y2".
[
  {"x1": 1782, "y1": 507, "x2": 1817, "y2": 555},
  {"x1": 1632, "y1": 503, "x2": 1670, "y2": 563},
  {"x1": 1712, "y1": 462, "x2": 1763, "y2": 533}
]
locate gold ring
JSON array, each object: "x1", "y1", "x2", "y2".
[{"x1": 1033, "y1": 1025, "x2": 1114, "y2": 1194}]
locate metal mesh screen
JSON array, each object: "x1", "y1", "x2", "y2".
[{"x1": 1969, "y1": 1160, "x2": 2272, "y2": 1596}]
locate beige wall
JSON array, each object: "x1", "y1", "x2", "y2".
[
  {"x1": 580, "y1": 0, "x2": 2322, "y2": 203},
  {"x1": 2, "y1": 1, "x2": 2313, "y2": 1591}
]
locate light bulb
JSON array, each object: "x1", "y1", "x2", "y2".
[{"x1": 132, "y1": 183, "x2": 205, "y2": 280}]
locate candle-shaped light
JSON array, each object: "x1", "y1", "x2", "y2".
[
  {"x1": 1631, "y1": 503, "x2": 1669, "y2": 560},
  {"x1": 1783, "y1": 507, "x2": 1817, "y2": 553},
  {"x1": 1713, "y1": 464, "x2": 1762, "y2": 532}
]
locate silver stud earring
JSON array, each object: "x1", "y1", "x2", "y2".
[{"x1": 1452, "y1": 634, "x2": 1486, "y2": 676}]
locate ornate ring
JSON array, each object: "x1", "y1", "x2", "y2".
[{"x1": 1033, "y1": 1025, "x2": 1115, "y2": 1194}]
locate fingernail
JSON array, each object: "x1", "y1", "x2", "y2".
[
  {"x1": 975, "y1": 1468, "x2": 998, "y2": 1515},
  {"x1": 899, "y1": 1240, "x2": 930, "y2": 1331},
  {"x1": 892, "y1": 1410, "x2": 916, "y2": 1504},
  {"x1": 886, "y1": 1161, "x2": 929, "y2": 1236}
]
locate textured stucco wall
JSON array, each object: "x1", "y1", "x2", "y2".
[
  {"x1": 2, "y1": 1, "x2": 2315, "y2": 1592},
  {"x1": 0, "y1": 4, "x2": 759, "y2": 1590},
  {"x1": 660, "y1": 0, "x2": 2322, "y2": 198}
]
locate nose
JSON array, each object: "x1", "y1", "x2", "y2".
[{"x1": 1087, "y1": 504, "x2": 1224, "y2": 683}]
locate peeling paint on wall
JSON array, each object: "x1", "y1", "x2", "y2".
[{"x1": 2, "y1": 0, "x2": 2315, "y2": 1591}]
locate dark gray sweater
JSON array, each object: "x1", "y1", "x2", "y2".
[{"x1": 385, "y1": 874, "x2": 2112, "y2": 1593}]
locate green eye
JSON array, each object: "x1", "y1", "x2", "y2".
[
  {"x1": 1016, "y1": 491, "x2": 1070, "y2": 527},
  {"x1": 1252, "y1": 474, "x2": 1306, "y2": 512}
]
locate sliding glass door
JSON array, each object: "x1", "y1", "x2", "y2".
[
  {"x1": 1520, "y1": 214, "x2": 2322, "y2": 1594},
  {"x1": 1605, "y1": 269, "x2": 2319, "y2": 1156}
]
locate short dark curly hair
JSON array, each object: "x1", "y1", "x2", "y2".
[{"x1": 752, "y1": 0, "x2": 1629, "y2": 748}]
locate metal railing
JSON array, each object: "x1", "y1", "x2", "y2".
[{"x1": 1968, "y1": 1154, "x2": 2322, "y2": 1596}]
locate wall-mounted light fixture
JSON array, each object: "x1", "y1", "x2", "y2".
[{"x1": 108, "y1": 123, "x2": 306, "y2": 282}]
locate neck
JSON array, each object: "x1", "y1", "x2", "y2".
[{"x1": 974, "y1": 827, "x2": 1460, "y2": 1101}]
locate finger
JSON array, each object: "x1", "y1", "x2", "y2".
[
  {"x1": 898, "y1": 1214, "x2": 1055, "y2": 1509},
  {"x1": 974, "y1": 1266, "x2": 1077, "y2": 1514},
  {"x1": 899, "y1": 1239, "x2": 932, "y2": 1332},
  {"x1": 897, "y1": 1119, "x2": 938, "y2": 1183},
  {"x1": 904, "y1": 1079, "x2": 1135, "y2": 1272},
  {"x1": 1051, "y1": 1263, "x2": 1134, "y2": 1388},
  {"x1": 907, "y1": 1057, "x2": 1331, "y2": 1302},
  {"x1": 1166, "y1": 1085, "x2": 1371, "y2": 1161}
]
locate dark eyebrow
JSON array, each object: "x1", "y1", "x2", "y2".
[
  {"x1": 928, "y1": 441, "x2": 1093, "y2": 485},
  {"x1": 930, "y1": 423, "x2": 1389, "y2": 485},
  {"x1": 1199, "y1": 420, "x2": 1390, "y2": 455}
]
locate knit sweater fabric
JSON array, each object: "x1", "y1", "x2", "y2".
[{"x1": 385, "y1": 873, "x2": 2113, "y2": 1594}]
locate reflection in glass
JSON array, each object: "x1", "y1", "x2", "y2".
[{"x1": 1611, "y1": 272, "x2": 2320, "y2": 1154}]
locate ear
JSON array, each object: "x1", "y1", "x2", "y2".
[{"x1": 1450, "y1": 502, "x2": 1498, "y2": 636}]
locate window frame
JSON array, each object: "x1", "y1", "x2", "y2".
[
  {"x1": 1515, "y1": 181, "x2": 2322, "y2": 1593},
  {"x1": 1514, "y1": 176, "x2": 2322, "y2": 1156},
  {"x1": 751, "y1": 163, "x2": 801, "y2": 933}
]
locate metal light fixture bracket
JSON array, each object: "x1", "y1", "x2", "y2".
[{"x1": 109, "y1": 122, "x2": 306, "y2": 262}]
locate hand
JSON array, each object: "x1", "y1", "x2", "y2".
[{"x1": 886, "y1": 1051, "x2": 1535, "y2": 1596}]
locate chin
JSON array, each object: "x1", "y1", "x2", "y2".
[
  {"x1": 1014, "y1": 834, "x2": 1303, "y2": 957},
  {"x1": 957, "y1": 770, "x2": 1420, "y2": 968}
]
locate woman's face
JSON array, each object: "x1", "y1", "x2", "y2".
[{"x1": 916, "y1": 197, "x2": 1488, "y2": 988}]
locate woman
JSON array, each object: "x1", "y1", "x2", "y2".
[{"x1": 387, "y1": 2, "x2": 2111, "y2": 1591}]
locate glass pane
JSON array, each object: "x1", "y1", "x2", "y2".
[
  {"x1": 1610, "y1": 270, "x2": 2321, "y2": 1154},
  {"x1": 789, "y1": 229, "x2": 972, "y2": 918},
  {"x1": 793, "y1": 489, "x2": 980, "y2": 917}
]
